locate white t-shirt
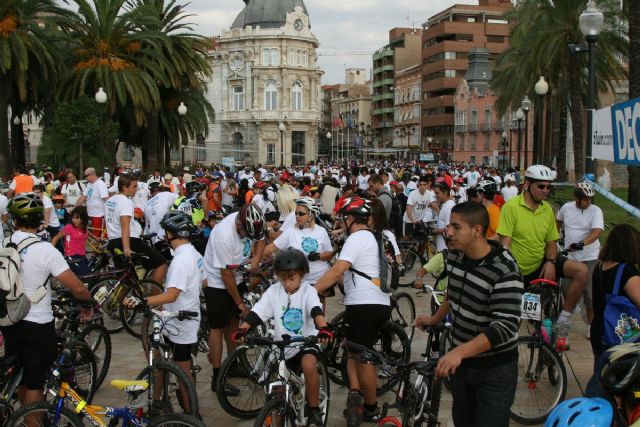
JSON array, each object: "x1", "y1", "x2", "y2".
[
  {"x1": 103, "y1": 172, "x2": 111, "y2": 187},
  {"x1": 252, "y1": 194, "x2": 275, "y2": 214},
  {"x1": 501, "y1": 186, "x2": 519, "y2": 201},
  {"x1": 382, "y1": 229, "x2": 401, "y2": 256},
  {"x1": 403, "y1": 190, "x2": 432, "y2": 223},
  {"x1": 108, "y1": 175, "x2": 120, "y2": 194},
  {"x1": 339, "y1": 230, "x2": 390, "y2": 306},
  {"x1": 163, "y1": 244, "x2": 204, "y2": 344},
  {"x1": 357, "y1": 175, "x2": 370, "y2": 191},
  {"x1": 9, "y1": 231, "x2": 69, "y2": 323},
  {"x1": 105, "y1": 194, "x2": 142, "y2": 239},
  {"x1": 464, "y1": 171, "x2": 480, "y2": 188},
  {"x1": 453, "y1": 187, "x2": 467, "y2": 204},
  {"x1": 0, "y1": 194, "x2": 8, "y2": 217},
  {"x1": 273, "y1": 226, "x2": 332, "y2": 284},
  {"x1": 556, "y1": 202, "x2": 604, "y2": 262},
  {"x1": 133, "y1": 182, "x2": 150, "y2": 212},
  {"x1": 42, "y1": 195, "x2": 60, "y2": 228},
  {"x1": 144, "y1": 192, "x2": 179, "y2": 243},
  {"x1": 61, "y1": 182, "x2": 85, "y2": 207},
  {"x1": 221, "y1": 180, "x2": 234, "y2": 207},
  {"x1": 436, "y1": 199, "x2": 456, "y2": 252},
  {"x1": 86, "y1": 179, "x2": 109, "y2": 217},
  {"x1": 251, "y1": 281, "x2": 321, "y2": 358},
  {"x1": 281, "y1": 211, "x2": 296, "y2": 232},
  {"x1": 204, "y1": 212, "x2": 252, "y2": 289}
]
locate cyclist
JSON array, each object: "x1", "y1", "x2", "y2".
[
  {"x1": 203, "y1": 203, "x2": 265, "y2": 394},
  {"x1": 402, "y1": 176, "x2": 433, "y2": 239},
  {"x1": 232, "y1": 248, "x2": 332, "y2": 427},
  {"x1": 315, "y1": 196, "x2": 390, "y2": 423},
  {"x1": 497, "y1": 164, "x2": 587, "y2": 350},
  {"x1": 172, "y1": 180, "x2": 207, "y2": 226},
  {"x1": 125, "y1": 211, "x2": 204, "y2": 414},
  {"x1": 432, "y1": 182, "x2": 455, "y2": 252},
  {"x1": 416, "y1": 201, "x2": 523, "y2": 427},
  {"x1": 1, "y1": 193, "x2": 93, "y2": 407},
  {"x1": 476, "y1": 179, "x2": 500, "y2": 240},
  {"x1": 144, "y1": 182, "x2": 178, "y2": 245}
]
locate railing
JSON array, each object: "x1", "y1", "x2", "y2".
[
  {"x1": 455, "y1": 124, "x2": 467, "y2": 133},
  {"x1": 468, "y1": 123, "x2": 478, "y2": 132}
]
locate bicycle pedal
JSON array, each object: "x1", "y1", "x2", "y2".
[{"x1": 192, "y1": 365, "x2": 202, "y2": 374}]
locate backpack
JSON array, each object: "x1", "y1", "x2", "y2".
[
  {"x1": 349, "y1": 229, "x2": 393, "y2": 294},
  {"x1": 382, "y1": 192, "x2": 403, "y2": 238},
  {"x1": 602, "y1": 263, "x2": 640, "y2": 347},
  {"x1": 0, "y1": 236, "x2": 44, "y2": 326}
]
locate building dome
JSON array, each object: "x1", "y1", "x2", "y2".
[{"x1": 231, "y1": 0, "x2": 309, "y2": 29}]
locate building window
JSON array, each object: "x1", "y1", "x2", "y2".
[
  {"x1": 264, "y1": 80, "x2": 278, "y2": 110},
  {"x1": 123, "y1": 145, "x2": 134, "y2": 161},
  {"x1": 196, "y1": 134, "x2": 206, "y2": 161},
  {"x1": 170, "y1": 147, "x2": 180, "y2": 161},
  {"x1": 232, "y1": 86, "x2": 244, "y2": 111},
  {"x1": 484, "y1": 134, "x2": 491, "y2": 150},
  {"x1": 482, "y1": 155, "x2": 489, "y2": 165},
  {"x1": 458, "y1": 135, "x2": 465, "y2": 150},
  {"x1": 470, "y1": 155, "x2": 476, "y2": 164},
  {"x1": 267, "y1": 144, "x2": 275, "y2": 164},
  {"x1": 302, "y1": 51, "x2": 308, "y2": 66},
  {"x1": 296, "y1": 50, "x2": 302, "y2": 65},
  {"x1": 263, "y1": 48, "x2": 279, "y2": 66},
  {"x1": 487, "y1": 35, "x2": 505, "y2": 43},
  {"x1": 291, "y1": 81, "x2": 303, "y2": 111}
]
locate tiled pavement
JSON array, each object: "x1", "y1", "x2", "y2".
[{"x1": 94, "y1": 278, "x2": 595, "y2": 427}]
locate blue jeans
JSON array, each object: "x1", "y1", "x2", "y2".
[{"x1": 449, "y1": 358, "x2": 518, "y2": 427}]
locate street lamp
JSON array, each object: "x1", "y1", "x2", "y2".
[
  {"x1": 580, "y1": 0, "x2": 604, "y2": 175},
  {"x1": 521, "y1": 96, "x2": 532, "y2": 169},
  {"x1": 95, "y1": 87, "x2": 108, "y2": 171},
  {"x1": 178, "y1": 102, "x2": 187, "y2": 165},
  {"x1": 278, "y1": 122, "x2": 286, "y2": 166},
  {"x1": 326, "y1": 131, "x2": 332, "y2": 161},
  {"x1": 515, "y1": 108, "x2": 524, "y2": 171},
  {"x1": 534, "y1": 76, "x2": 549, "y2": 165},
  {"x1": 501, "y1": 131, "x2": 508, "y2": 171}
]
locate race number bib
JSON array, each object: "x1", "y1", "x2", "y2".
[{"x1": 521, "y1": 293, "x2": 541, "y2": 321}]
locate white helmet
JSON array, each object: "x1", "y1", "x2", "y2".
[
  {"x1": 476, "y1": 179, "x2": 497, "y2": 193},
  {"x1": 575, "y1": 182, "x2": 596, "y2": 198},
  {"x1": 295, "y1": 196, "x2": 320, "y2": 216},
  {"x1": 525, "y1": 165, "x2": 554, "y2": 181}
]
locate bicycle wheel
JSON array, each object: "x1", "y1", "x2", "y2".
[
  {"x1": 253, "y1": 397, "x2": 294, "y2": 427},
  {"x1": 217, "y1": 344, "x2": 278, "y2": 419},
  {"x1": 510, "y1": 336, "x2": 567, "y2": 425},
  {"x1": 136, "y1": 358, "x2": 199, "y2": 417},
  {"x1": 374, "y1": 321, "x2": 411, "y2": 396},
  {"x1": 64, "y1": 340, "x2": 98, "y2": 403},
  {"x1": 324, "y1": 311, "x2": 348, "y2": 386},
  {"x1": 148, "y1": 413, "x2": 206, "y2": 427},
  {"x1": 402, "y1": 248, "x2": 418, "y2": 271},
  {"x1": 120, "y1": 280, "x2": 163, "y2": 339},
  {"x1": 77, "y1": 323, "x2": 112, "y2": 391},
  {"x1": 391, "y1": 292, "x2": 416, "y2": 342},
  {"x1": 316, "y1": 356, "x2": 331, "y2": 426},
  {"x1": 6, "y1": 400, "x2": 83, "y2": 427},
  {"x1": 90, "y1": 278, "x2": 125, "y2": 333}
]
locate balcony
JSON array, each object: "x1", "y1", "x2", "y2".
[
  {"x1": 482, "y1": 123, "x2": 492, "y2": 132},
  {"x1": 373, "y1": 78, "x2": 395, "y2": 89},
  {"x1": 468, "y1": 123, "x2": 478, "y2": 132},
  {"x1": 373, "y1": 49, "x2": 394, "y2": 61},
  {"x1": 422, "y1": 113, "x2": 454, "y2": 127},
  {"x1": 372, "y1": 93, "x2": 394, "y2": 102},
  {"x1": 423, "y1": 95, "x2": 454, "y2": 109},
  {"x1": 373, "y1": 64, "x2": 394, "y2": 75},
  {"x1": 372, "y1": 107, "x2": 394, "y2": 115},
  {"x1": 222, "y1": 110, "x2": 320, "y2": 122},
  {"x1": 494, "y1": 120, "x2": 504, "y2": 131},
  {"x1": 455, "y1": 124, "x2": 467, "y2": 133}
]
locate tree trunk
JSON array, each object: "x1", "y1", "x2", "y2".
[
  {"x1": 164, "y1": 133, "x2": 171, "y2": 170},
  {"x1": 143, "y1": 113, "x2": 159, "y2": 171},
  {"x1": 628, "y1": 0, "x2": 640, "y2": 208},
  {"x1": 10, "y1": 103, "x2": 25, "y2": 166},
  {"x1": 0, "y1": 77, "x2": 10, "y2": 178},
  {"x1": 557, "y1": 96, "x2": 568, "y2": 181}
]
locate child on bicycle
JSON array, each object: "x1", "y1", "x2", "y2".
[
  {"x1": 232, "y1": 248, "x2": 333, "y2": 427},
  {"x1": 51, "y1": 205, "x2": 90, "y2": 275}
]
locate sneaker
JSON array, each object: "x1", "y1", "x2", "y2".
[
  {"x1": 211, "y1": 376, "x2": 241, "y2": 396},
  {"x1": 362, "y1": 406, "x2": 381, "y2": 423},
  {"x1": 554, "y1": 321, "x2": 571, "y2": 352},
  {"x1": 307, "y1": 407, "x2": 324, "y2": 427},
  {"x1": 345, "y1": 390, "x2": 363, "y2": 427}
]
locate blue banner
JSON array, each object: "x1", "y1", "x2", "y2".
[
  {"x1": 611, "y1": 97, "x2": 640, "y2": 166},
  {"x1": 584, "y1": 177, "x2": 640, "y2": 219}
]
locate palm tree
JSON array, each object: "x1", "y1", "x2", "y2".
[
  {"x1": 492, "y1": 0, "x2": 628, "y2": 178},
  {"x1": 0, "y1": 0, "x2": 65, "y2": 177},
  {"x1": 628, "y1": 0, "x2": 640, "y2": 208}
]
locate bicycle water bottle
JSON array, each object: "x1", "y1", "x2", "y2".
[{"x1": 542, "y1": 318, "x2": 553, "y2": 345}]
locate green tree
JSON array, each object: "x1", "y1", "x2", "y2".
[
  {"x1": 628, "y1": 0, "x2": 640, "y2": 208},
  {"x1": 0, "y1": 0, "x2": 66, "y2": 177},
  {"x1": 492, "y1": 0, "x2": 627, "y2": 178}
]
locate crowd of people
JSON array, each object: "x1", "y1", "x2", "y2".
[{"x1": 1, "y1": 157, "x2": 639, "y2": 427}]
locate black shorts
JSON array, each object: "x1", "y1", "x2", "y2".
[
  {"x1": 522, "y1": 256, "x2": 569, "y2": 288},
  {"x1": 108, "y1": 237, "x2": 166, "y2": 271},
  {"x1": 284, "y1": 346, "x2": 319, "y2": 374},
  {"x1": 204, "y1": 287, "x2": 240, "y2": 329},
  {"x1": 345, "y1": 304, "x2": 391, "y2": 351},
  {"x1": 167, "y1": 338, "x2": 194, "y2": 362},
  {"x1": 1, "y1": 320, "x2": 57, "y2": 389}
]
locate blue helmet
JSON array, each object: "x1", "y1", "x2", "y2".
[{"x1": 544, "y1": 398, "x2": 613, "y2": 427}]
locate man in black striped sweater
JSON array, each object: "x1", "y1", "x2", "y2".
[{"x1": 416, "y1": 201, "x2": 523, "y2": 427}]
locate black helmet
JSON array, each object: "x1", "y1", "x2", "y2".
[
  {"x1": 185, "y1": 180, "x2": 204, "y2": 194},
  {"x1": 273, "y1": 248, "x2": 309, "y2": 274},
  {"x1": 160, "y1": 211, "x2": 195, "y2": 239},
  {"x1": 148, "y1": 181, "x2": 162, "y2": 193}
]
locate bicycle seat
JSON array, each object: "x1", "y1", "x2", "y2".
[
  {"x1": 141, "y1": 233, "x2": 157, "y2": 241},
  {"x1": 529, "y1": 278, "x2": 559, "y2": 287},
  {"x1": 110, "y1": 379, "x2": 149, "y2": 392}
]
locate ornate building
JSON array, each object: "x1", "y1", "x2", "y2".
[{"x1": 206, "y1": 0, "x2": 323, "y2": 166}]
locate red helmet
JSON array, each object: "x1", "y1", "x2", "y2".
[
  {"x1": 338, "y1": 196, "x2": 372, "y2": 217},
  {"x1": 238, "y1": 204, "x2": 265, "y2": 240},
  {"x1": 255, "y1": 181, "x2": 267, "y2": 190}
]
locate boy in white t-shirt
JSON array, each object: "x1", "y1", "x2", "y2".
[{"x1": 233, "y1": 249, "x2": 332, "y2": 427}]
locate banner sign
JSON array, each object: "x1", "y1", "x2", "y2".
[
  {"x1": 592, "y1": 106, "x2": 614, "y2": 161},
  {"x1": 221, "y1": 157, "x2": 235, "y2": 169},
  {"x1": 420, "y1": 154, "x2": 435, "y2": 161},
  {"x1": 585, "y1": 177, "x2": 640, "y2": 219},
  {"x1": 611, "y1": 97, "x2": 640, "y2": 166}
]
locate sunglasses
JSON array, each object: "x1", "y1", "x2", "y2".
[
  {"x1": 84, "y1": 173, "x2": 92, "y2": 178},
  {"x1": 295, "y1": 211, "x2": 308, "y2": 217},
  {"x1": 534, "y1": 184, "x2": 552, "y2": 190}
]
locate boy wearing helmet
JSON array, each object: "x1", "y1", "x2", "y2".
[
  {"x1": 203, "y1": 204, "x2": 265, "y2": 394},
  {"x1": 232, "y1": 249, "x2": 332, "y2": 427},
  {"x1": 556, "y1": 181, "x2": 604, "y2": 337},
  {"x1": 498, "y1": 165, "x2": 588, "y2": 350},
  {"x1": 144, "y1": 182, "x2": 179, "y2": 245}
]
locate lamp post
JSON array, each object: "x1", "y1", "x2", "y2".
[
  {"x1": 95, "y1": 87, "x2": 108, "y2": 171},
  {"x1": 178, "y1": 101, "x2": 187, "y2": 165},
  {"x1": 580, "y1": 0, "x2": 604, "y2": 175},
  {"x1": 12, "y1": 116, "x2": 20, "y2": 163},
  {"x1": 534, "y1": 77, "x2": 549, "y2": 165},
  {"x1": 515, "y1": 108, "x2": 524, "y2": 171},
  {"x1": 501, "y1": 131, "x2": 508, "y2": 171},
  {"x1": 326, "y1": 131, "x2": 332, "y2": 161},
  {"x1": 522, "y1": 96, "x2": 532, "y2": 169},
  {"x1": 278, "y1": 122, "x2": 286, "y2": 166}
]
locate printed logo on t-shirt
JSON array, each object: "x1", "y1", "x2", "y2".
[
  {"x1": 87, "y1": 187, "x2": 94, "y2": 198},
  {"x1": 301, "y1": 237, "x2": 319, "y2": 253},
  {"x1": 281, "y1": 307, "x2": 303, "y2": 335},
  {"x1": 243, "y1": 239, "x2": 251, "y2": 258}
]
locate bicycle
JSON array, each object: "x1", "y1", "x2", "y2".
[
  {"x1": 399, "y1": 222, "x2": 438, "y2": 271},
  {"x1": 6, "y1": 349, "x2": 205, "y2": 427},
  {"x1": 390, "y1": 290, "x2": 416, "y2": 342},
  {"x1": 510, "y1": 278, "x2": 567, "y2": 425},
  {"x1": 250, "y1": 334, "x2": 330, "y2": 427}
]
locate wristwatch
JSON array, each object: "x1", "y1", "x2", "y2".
[{"x1": 546, "y1": 258, "x2": 556, "y2": 264}]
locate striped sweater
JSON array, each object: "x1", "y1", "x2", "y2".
[{"x1": 446, "y1": 241, "x2": 524, "y2": 365}]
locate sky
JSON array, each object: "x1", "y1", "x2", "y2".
[{"x1": 178, "y1": 0, "x2": 478, "y2": 84}]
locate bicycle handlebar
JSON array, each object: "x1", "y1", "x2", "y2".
[
  {"x1": 245, "y1": 333, "x2": 317, "y2": 348},
  {"x1": 529, "y1": 278, "x2": 559, "y2": 287}
]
